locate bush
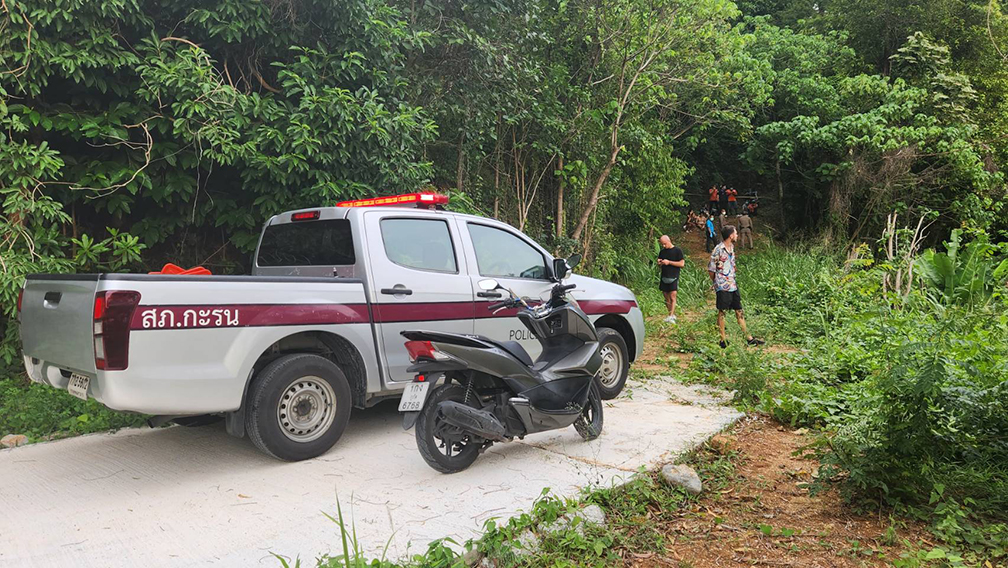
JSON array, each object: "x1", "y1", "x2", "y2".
[{"x1": 819, "y1": 310, "x2": 1008, "y2": 514}]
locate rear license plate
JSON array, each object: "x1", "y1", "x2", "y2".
[
  {"x1": 68, "y1": 373, "x2": 90, "y2": 401},
  {"x1": 398, "y1": 382, "x2": 430, "y2": 412}
]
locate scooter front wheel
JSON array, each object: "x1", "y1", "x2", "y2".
[
  {"x1": 415, "y1": 384, "x2": 482, "y2": 473},
  {"x1": 574, "y1": 380, "x2": 604, "y2": 441}
]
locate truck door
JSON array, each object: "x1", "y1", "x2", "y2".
[
  {"x1": 460, "y1": 221, "x2": 555, "y2": 360},
  {"x1": 363, "y1": 211, "x2": 475, "y2": 384}
]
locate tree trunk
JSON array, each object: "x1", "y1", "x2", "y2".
[
  {"x1": 493, "y1": 155, "x2": 500, "y2": 218},
  {"x1": 776, "y1": 155, "x2": 786, "y2": 233},
  {"x1": 455, "y1": 131, "x2": 465, "y2": 192},
  {"x1": 555, "y1": 155, "x2": 564, "y2": 238},
  {"x1": 572, "y1": 144, "x2": 620, "y2": 241},
  {"x1": 493, "y1": 114, "x2": 501, "y2": 218}
]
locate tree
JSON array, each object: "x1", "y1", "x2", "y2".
[{"x1": 568, "y1": 0, "x2": 748, "y2": 241}]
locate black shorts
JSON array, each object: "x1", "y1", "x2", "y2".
[
  {"x1": 716, "y1": 289, "x2": 742, "y2": 311},
  {"x1": 660, "y1": 278, "x2": 678, "y2": 292}
]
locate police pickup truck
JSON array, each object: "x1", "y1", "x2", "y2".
[{"x1": 18, "y1": 193, "x2": 644, "y2": 460}]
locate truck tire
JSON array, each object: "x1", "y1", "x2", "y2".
[
  {"x1": 595, "y1": 327, "x2": 630, "y2": 400},
  {"x1": 245, "y1": 354, "x2": 352, "y2": 461}
]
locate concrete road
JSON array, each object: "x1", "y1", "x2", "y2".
[{"x1": 0, "y1": 378, "x2": 741, "y2": 567}]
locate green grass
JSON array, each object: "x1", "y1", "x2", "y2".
[{"x1": 0, "y1": 375, "x2": 147, "y2": 441}]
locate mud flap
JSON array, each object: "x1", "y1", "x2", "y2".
[{"x1": 402, "y1": 411, "x2": 420, "y2": 430}]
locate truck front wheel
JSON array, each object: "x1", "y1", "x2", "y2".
[
  {"x1": 595, "y1": 328, "x2": 630, "y2": 400},
  {"x1": 245, "y1": 354, "x2": 352, "y2": 461}
]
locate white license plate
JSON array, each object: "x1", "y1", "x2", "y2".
[
  {"x1": 68, "y1": 373, "x2": 90, "y2": 401},
  {"x1": 398, "y1": 382, "x2": 430, "y2": 412}
]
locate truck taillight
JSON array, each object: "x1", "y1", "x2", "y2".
[
  {"x1": 17, "y1": 288, "x2": 24, "y2": 313},
  {"x1": 93, "y1": 291, "x2": 141, "y2": 371},
  {"x1": 404, "y1": 340, "x2": 451, "y2": 362}
]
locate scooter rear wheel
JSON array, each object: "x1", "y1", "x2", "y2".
[
  {"x1": 574, "y1": 380, "x2": 604, "y2": 441},
  {"x1": 416, "y1": 384, "x2": 482, "y2": 473}
]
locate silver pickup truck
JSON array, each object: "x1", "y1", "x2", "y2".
[{"x1": 18, "y1": 193, "x2": 644, "y2": 460}]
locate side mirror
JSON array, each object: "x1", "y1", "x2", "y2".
[
  {"x1": 477, "y1": 278, "x2": 500, "y2": 291},
  {"x1": 552, "y1": 257, "x2": 571, "y2": 281},
  {"x1": 566, "y1": 253, "x2": 582, "y2": 269}
]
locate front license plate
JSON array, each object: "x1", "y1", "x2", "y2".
[
  {"x1": 398, "y1": 382, "x2": 430, "y2": 412},
  {"x1": 67, "y1": 373, "x2": 90, "y2": 401}
]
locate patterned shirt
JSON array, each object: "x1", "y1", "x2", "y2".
[{"x1": 708, "y1": 242, "x2": 737, "y2": 292}]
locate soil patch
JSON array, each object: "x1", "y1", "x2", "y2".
[{"x1": 631, "y1": 417, "x2": 928, "y2": 567}]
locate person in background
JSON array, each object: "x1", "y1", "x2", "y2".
[
  {"x1": 708, "y1": 225, "x2": 764, "y2": 349},
  {"x1": 657, "y1": 235, "x2": 685, "y2": 323},
  {"x1": 708, "y1": 186, "x2": 719, "y2": 215},
  {"x1": 719, "y1": 209, "x2": 728, "y2": 233},
  {"x1": 738, "y1": 211, "x2": 754, "y2": 249},
  {"x1": 727, "y1": 187, "x2": 738, "y2": 215},
  {"x1": 705, "y1": 213, "x2": 717, "y2": 252}
]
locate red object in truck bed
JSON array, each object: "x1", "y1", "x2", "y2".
[{"x1": 148, "y1": 263, "x2": 212, "y2": 276}]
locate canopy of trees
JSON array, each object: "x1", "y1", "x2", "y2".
[{"x1": 1, "y1": 0, "x2": 1006, "y2": 358}]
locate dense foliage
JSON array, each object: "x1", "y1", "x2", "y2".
[
  {"x1": 2, "y1": 0, "x2": 1006, "y2": 356},
  {"x1": 1, "y1": 0, "x2": 1007, "y2": 560}
]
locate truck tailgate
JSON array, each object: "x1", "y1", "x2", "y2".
[{"x1": 20, "y1": 275, "x2": 100, "y2": 374}]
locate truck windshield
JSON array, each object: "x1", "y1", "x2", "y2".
[{"x1": 257, "y1": 219, "x2": 355, "y2": 266}]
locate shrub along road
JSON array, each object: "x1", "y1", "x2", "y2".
[{"x1": 0, "y1": 377, "x2": 740, "y2": 567}]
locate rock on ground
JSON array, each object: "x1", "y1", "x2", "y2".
[
  {"x1": 661, "y1": 464, "x2": 702, "y2": 495},
  {"x1": 461, "y1": 546, "x2": 484, "y2": 567},
  {"x1": 1, "y1": 434, "x2": 27, "y2": 448}
]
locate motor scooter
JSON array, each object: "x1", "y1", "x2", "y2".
[{"x1": 399, "y1": 254, "x2": 603, "y2": 473}]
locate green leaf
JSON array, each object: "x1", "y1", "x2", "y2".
[{"x1": 924, "y1": 548, "x2": 947, "y2": 560}]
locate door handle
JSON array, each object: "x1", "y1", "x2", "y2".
[
  {"x1": 380, "y1": 287, "x2": 413, "y2": 296},
  {"x1": 477, "y1": 291, "x2": 502, "y2": 298}
]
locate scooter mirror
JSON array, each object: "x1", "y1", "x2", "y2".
[
  {"x1": 477, "y1": 278, "x2": 500, "y2": 291},
  {"x1": 566, "y1": 253, "x2": 582, "y2": 269}
]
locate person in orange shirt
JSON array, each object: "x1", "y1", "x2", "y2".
[
  {"x1": 708, "y1": 186, "x2": 719, "y2": 215},
  {"x1": 727, "y1": 187, "x2": 738, "y2": 215}
]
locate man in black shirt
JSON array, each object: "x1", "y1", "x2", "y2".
[{"x1": 658, "y1": 235, "x2": 685, "y2": 323}]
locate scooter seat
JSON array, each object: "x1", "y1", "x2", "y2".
[{"x1": 493, "y1": 340, "x2": 534, "y2": 367}]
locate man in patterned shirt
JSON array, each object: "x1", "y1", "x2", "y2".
[{"x1": 708, "y1": 225, "x2": 764, "y2": 349}]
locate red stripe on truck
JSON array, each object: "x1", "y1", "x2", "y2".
[
  {"x1": 577, "y1": 299, "x2": 637, "y2": 315},
  {"x1": 130, "y1": 299, "x2": 637, "y2": 330},
  {"x1": 130, "y1": 304, "x2": 371, "y2": 330},
  {"x1": 375, "y1": 301, "x2": 475, "y2": 323}
]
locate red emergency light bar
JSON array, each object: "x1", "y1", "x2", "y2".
[{"x1": 336, "y1": 192, "x2": 449, "y2": 209}]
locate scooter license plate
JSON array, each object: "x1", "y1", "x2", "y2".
[{"x1": 398, "y1": 382, "x2": 430, "y2": 412}]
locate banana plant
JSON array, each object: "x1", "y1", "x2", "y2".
[{"x1": 915, "y1": 230, "x2": 1008, "y2": 307}]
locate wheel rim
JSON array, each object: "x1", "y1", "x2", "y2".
[
  {"x1": 276, "y1": 376, "x2": 336, "y2": 443},
  {"x1": 596, "y1": 343, "x2": 624, "y2": 388},
  {"x1": 432, "y1": 406, "x2": 474, "y2": 460}
]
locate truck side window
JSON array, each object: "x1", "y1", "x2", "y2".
[
  {"x1": 468, "y1": 223, "x2": 548, "y2": 280},
  {"x1": 257, "y1": 219, "x2": 356, "y2": 266},
  {"x1": 380, "y1": 218, "x2": 458, "y2": 273}
]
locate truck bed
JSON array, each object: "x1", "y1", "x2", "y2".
[{"x1": 20, "y1": 273, "x2": 378, "y2": 414}]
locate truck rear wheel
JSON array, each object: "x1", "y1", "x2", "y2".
[
  {"x1": 595, "y1": 327, "x2": 630, "y2": 400},
  {"x1": 245, "y1": 354, "x2": 352, "y2": 461}
]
